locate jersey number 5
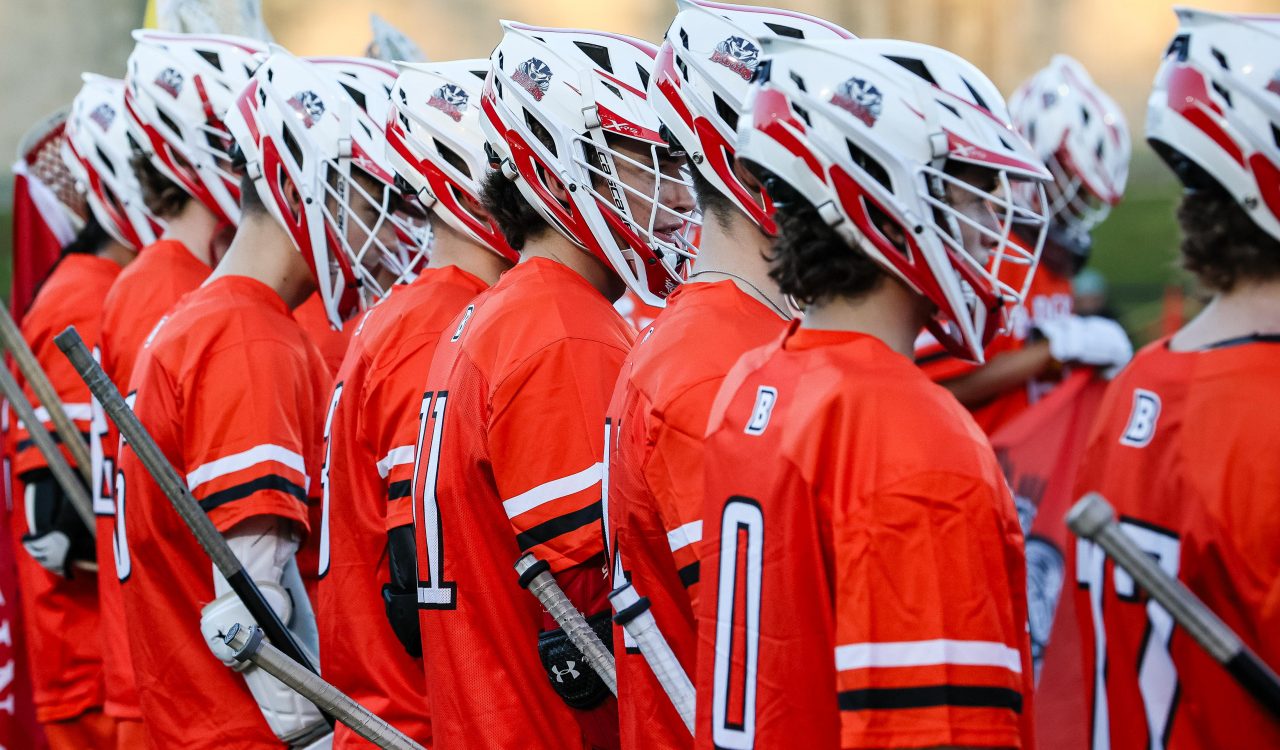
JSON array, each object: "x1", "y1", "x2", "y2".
[
  {"x1": 414, "y1": 391, "x2": 456, "y2": 609},
  {"x1": 1077, "y1": 521, "x2": 1181, "y2": 750}
]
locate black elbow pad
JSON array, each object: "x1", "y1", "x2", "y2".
[{"x1": 382, "y1": 524, "x2": 421, "y2": 658}]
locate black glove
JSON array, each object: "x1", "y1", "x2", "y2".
[
  {"x1": 382, "y1": 524, "x2": 422, "y2": 658},
  {"x1": 20, "y1": 469, "x2": 95, "y2": 578},
  {"x1": 538, "y1": 611, "x2": 613, "y2": 710}
]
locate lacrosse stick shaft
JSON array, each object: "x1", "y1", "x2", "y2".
[
  {"x1": 225, "y1": 625, "x2": 424, "y2": 750},
  {"x1": 54, "y1": 327, "x2": 322, "y2": 680},
  {"x1": 1068, "y1": 493, "x2": 1280, "y2": 718},
  {"x1": 0, "y1": 306, "x2": 92, "y2": 483},
  {"x1": 0, "y1": 364, "x2": 96, "y2": 535},
  {"x1": 610, "y1": 582, "x2": 694, "y2": 732},
  {"x1": 515, "y1": 554, "x2": 617, "y2": 695}
]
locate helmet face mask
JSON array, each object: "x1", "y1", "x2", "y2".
[
  {"x1": 482, "y1": 22, "x2": 701, "y2": 305},
  {"x1": 228, "y1": 51, "x2": 426, "y2": 327},
  {"x1": 738, "y1": 38, "x2": 1052, "y2": 362}
]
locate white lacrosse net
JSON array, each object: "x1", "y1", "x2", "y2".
[{"x1": 156, "y1": 0, "x2": 273, "y2": 40}]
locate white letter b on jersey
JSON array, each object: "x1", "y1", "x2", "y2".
[
  {"x1": 744, "y1": 386, "x2": 778, "y2": 436},
  {"x1": 1120, "y1": 389, "x2": 1161, "y2": 448}
]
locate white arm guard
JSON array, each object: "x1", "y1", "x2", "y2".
[
  {"x1": 1037, "y1": 315, "x2": 1134, "y2": 375},
  {"x1": 200, "y1": 516, "x2": 327, "y2": 746}
]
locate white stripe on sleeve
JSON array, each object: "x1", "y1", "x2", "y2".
[
  {"x1": 666, "y1": 520, "x2": 703, "y2": 554},
  {"x1": 186, "y1": 444, "x2": 308, "y2": 492},
  {"x1": 32, "y1": 403, "x2": 93, "y2": 423},
  {"x1": 835, "y1": 639, "x2": 1022, "y2": 674},
  {"x1": 502, "y1": 463, "x2": 603, "y2": 519},
  {"x1": 376, "y1": 445, "x2": 415, "y2": 478}
]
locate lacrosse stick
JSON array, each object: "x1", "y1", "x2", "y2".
[
  {"x1": 610, "y1": 581, "x2": 694, "y2": 732},
  {"x1": 515, "y1": 553, "x2": 617, "y2": 694},
  {"x1": 1068, "y1": 492, "x2": 1280, "y2": 718}
]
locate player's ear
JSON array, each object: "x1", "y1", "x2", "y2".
[
  {"x1": 732, "y1": 157, "x2": 766, "y2": 200},
  {"x1": 544, "y1": 171, "x2": 573, "y2": 208},
  {"x1": 283, "y1": 180, "x2": 305, "y2": 217}
]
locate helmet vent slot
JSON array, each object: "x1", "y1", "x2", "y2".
[
  {"x1": 961, "y1": 78, "x2": 989, "y2": 112},
  {"x1": 1211, "y1": 81, "x2": 1233, "y2": 108},
  {"x1": 763, "y1": 23, "x2": 804, "y2": 39},
  {"x1": 281, "y1": 124, "x2": 304, "y2": 166},
  {"x1": 1210, "y1": 48, "x2": 1229, "y2": 70},
  {"x1": 1167, "y1": 34, "x2": 1190, "y2": 62},
  {"x1": 434, "y1": 138, "x2": 472, "y2": 179},
  {"x1": 635, "y1": 63, "x2": 650, "y2": 91},
  {"x1": 575, "y1": 42, "x2": 614, "y2": 74},
  {"x1": 339, "y1": 83, "x2": 368, "y2": 113},
  {"x1": 790, "y1": 102, "x2": 811, "y2": 127},
  {"x1": 885, "y1": 56, "x2": 937, "y2": 86},
  {"x1": 789, "y1": 71, "x2": 807, "y2": 92},
  {"x1": 713, "y1": 92, "x2": 738, "y2": 130},
  {"x1": 196, "y1": 49, "x2": 223, "y2": 71},
  {"x1": 846, "y1": 139, "x2": 891, "y2": 191}
]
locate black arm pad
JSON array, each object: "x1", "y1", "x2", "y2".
[
  {"x1": 382, "y1": 524, "x2": 421, "y2": 658},
  {"x1": 538, "y1": 611, "x2": 613, "y2": 710},
  {"x1": 20, "y1": 469, "x2": 95, "y2": 564}
]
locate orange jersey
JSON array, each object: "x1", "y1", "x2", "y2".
[
  {"x1": 605, "y1": 280, "x2": 786, "y2": 749},
  {"x1": 413, "y1": 257, "x2": 633, "y2": 750},
  {"x1": 695, "y1": 324, "x2": 1033, "y2": 749},
  {"x1": 295, "y1": 292, "x2": 352, "y2": 377},
  {"x1": 10, "y1": 253, "x2": 119, "y2": 723},
  {"x1": 1069, "y1": 336, "x2": 1280, "y2": 750},
  {"x1": 317, "y1": 266, "x2": 487, "y2": 748},
  {"x1": 916, "y1": 259, "x2": 1074, "y2": 435},
  {"x1": 92, "y1": 238, "x2": 210, "y2": 719},
  {"x1": 118, "y1": 275, "x2": 328, "y2": 748},
  {"x1": 614, "y1": 288, "x2": 664, "y2": 334}
]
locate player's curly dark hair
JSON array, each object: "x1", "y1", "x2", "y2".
[
  {"x1": 480, "y1": 169, "x2": 549, "y2": 252},
  {"x1": 766, "y1": 177, "x2": 885, "y2": 306},
  {"x1": 1177, "y1": 188, "x2": 1280, "y2": 292},
  {"x1": 129, "y1": 151, "x2": 190, "y2": 219}
]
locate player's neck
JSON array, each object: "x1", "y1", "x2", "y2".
[
  {"x1": 160, "y1": 200, "x2": 222, "y2": 267},
  {"x1": 95, "y1": 239, "x2": 136, "y2": 268},
  {"x1": 210, "y1": 213, "x2": 316, "y2": 310},
  {"x1": 800, "y1": 276, "x2": 930, "y2": 358},
  {"x1": 1170, "y1": 276, "x2": 1280, "y2": 351},
  {"x1": 425, "y1": 221, "x2": 511, "y2": 286},
  {"x1": 689, "y1": 209, "x2": 788, "y2": 318},
  {"x1": 518, "y1": 231, "x2": 626, "y2": 302}
]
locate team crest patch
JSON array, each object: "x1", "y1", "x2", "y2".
[
  {"x1": 286, "y1": 90, "x2": 325, "y2": 129},
  {"x1": 830, "y1": 77, "x2": 882, "y2": 127},
  {"x1": 1267, "y1": 69, "x2": 1280, "y2": 97},
  {"x1": 513, "y1": 58, "x2": 552, "y2": 101},
  {"x1": 710, "y1": 36, "x2": 760, "y2": 81},
  {"x1": 89, "y1": 102, "x2": 116, "y2": 132},
  {"x1": 155, "y1": 67, "x2": 184, "y2": 98},
  {"x1": 428, "y1": 84, "x2": 469, "y2": 122}
]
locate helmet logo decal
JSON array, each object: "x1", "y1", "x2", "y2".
[
  {"x1": 710, "y1": 36, "x2": 760, "y2": 81},
  {"x1": 89, "y1": 103, "x2": 117, "y2": 132},
  {"x1": 286, "y1": 91, "x2": 326, "y2": 129},
  {"x1": 513, "y1": 58, "x2": 553, "y2": 101},
  {"x1": 428, "y1": 84, "x2": 469, "y2": 122},
  {"x1": 1267, "y1": 70, "x2": 1280, "y2": 97},
  {"x1": 155, "y1": 67, "x2": 185, "y2": 98},
  {"x1": 830, "y1": 77, "x2": 883, "y2": 127}
]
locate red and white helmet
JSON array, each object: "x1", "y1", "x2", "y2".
[
  {"x1": 481, "y1": 21, "x2": 699, "y2": 305},
  {"x1": 63, "y1": 74, "x2": 162, "y2": 250},
  {"x1": 1009, "y1": 54, "x2": 1130, "y2": 247},
  {"x1": 1147, "y1": 8, "x2": 1280, "y2": 243},
  {"x1": 651, "y1": 0, "x2": 854, "y2": 235},
  {"x1": 738, "y1": 38, "x2": 1052, "y2": 362},
  {"x1": 124, "y1": 30, "x2": 267, "y2": 225},
  {"x1": 227, "y1": 49, "x2": 425, "y2": 327},
  {"x1": 387, "y1": 59, "x2": 518, "y2": 262}
]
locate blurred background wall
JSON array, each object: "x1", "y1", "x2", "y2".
[{"x1": 3, "y1": 0, "x2": 1276, "y2": 337}]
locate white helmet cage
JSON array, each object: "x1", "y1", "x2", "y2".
[
  {"x1": 481, "y1": 21, "x2": 700, "y2": 306},
  {"x1": 125, "y1": 31, "x2": 267, "y2": 226},
  {"x1": 1147, "y1": 7, "x2": 1280, "y2": 244},
  {"x1": 387, "y1": 59, "x2": 519, "y2": 263},
  {"x1": 652, "y1": 0, "x2": 855, "y2": 235},
  {"x1": 63, "y1": 74, "x2": 162, "y2": 251},
  {"x1": 227, "y1": 49, "x2": 426, "y2": 328},
  {"x1": 737, "y1": 37, "x2": 1052, "y2": 362},
  {"x1": 1009, "y1": 54, "x2": 1131, "y2": 246}
]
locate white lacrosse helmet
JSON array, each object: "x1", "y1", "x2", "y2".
[
  {"x1": 388, "y1": 59, "x2": 518, "y2": 263},
  {"x1": 482, "y1": 21, "x2": 699, "y2": 305},
  {"x1": 226, "y1": 49, "x2": 425, "y2": 328},
  {"x1": 125, "y1": 30, "x2": 267, "y2": 225},
  {"x1": 1147, "y1": 8, "x2": 1280, "y2": 243},
  {"x1": 1009, "y1": 54, "x2": 1130, "y2": 250},
  {"x1": 652, "y1": 0, "x2": 854, "y2": 235},
  {"x1": 63, "y1": 74, "x2": 162, "y2": 251},
  {"x1": 738, "y1": 38, "x2": 1052, "y2": 362}
]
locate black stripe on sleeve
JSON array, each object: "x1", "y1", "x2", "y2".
[
  {"x1": 678, "y1": 561, "x2": 700, "y2": 588},
  {"x1": 839, "y1": 685, "x2": 1023, "y2": 714},
  {"x1": 197, "y1": 474, "x2": 309, "y2": 513},
  {"x1": 16, "y1": 431, "x2": 92, "y2": 454},
  {"x1": 515, "y1": 500, "x2": 602, "y2": 552},
  {"x1": 387, "y1": 480, "x2": 412, "y2": 501}
]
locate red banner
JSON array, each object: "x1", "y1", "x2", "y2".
[{"x1": 990, "y1": 369, "x2": 1107, "y2": 750}]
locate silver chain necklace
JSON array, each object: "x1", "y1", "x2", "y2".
[{"x1": 687, "y1": 270, "x2": 793, "y2": 320}]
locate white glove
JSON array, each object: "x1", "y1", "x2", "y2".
[
  {"x1": 22, "y1": 531, "x2": 70, "y2": 578},
  {"x1": 199, "y1": 582, "x2": 292, "y2": 670},
  {"x1": 1036, "y1": 315, "x2": 1133, "y2": 375}
]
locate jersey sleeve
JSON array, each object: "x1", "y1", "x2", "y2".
[
  {"x1": 834, "y1": 471, "x2": 1027, "y2": 749},
  {"x1": 182, "y1": 341, "x2": 316, "y2": 535},
  {"x1": 488, "y1": 338, "x2": 627, "y2": 573},
  {"x1": 366, "y1": 355, "x2": 425, "y2": 532}
]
